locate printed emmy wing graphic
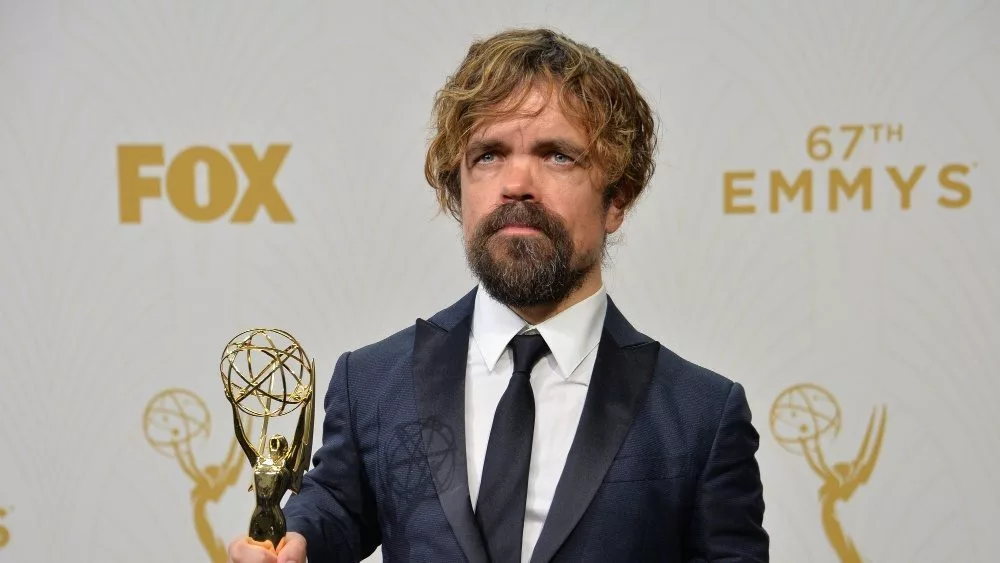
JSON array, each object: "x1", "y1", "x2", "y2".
[
  {"x1": 0, "y1": 506, "x2": 10, "y2": 550},
  {"x1": 143, "y1": 388, "x2": 246, "y2": 563},
  {"x1": 770, "y1": 384, "x2": 888, "y2": 563},
  {"x1": 220, "y1": 328, "x2": 316, "y2": 551}
]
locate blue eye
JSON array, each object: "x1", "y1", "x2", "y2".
[
  {"x1": 477, "y1": 152, "x2": 496, "y2": 164},
  {"x1": 552, "y1": 153, "x2": 573, "y2": 164}
]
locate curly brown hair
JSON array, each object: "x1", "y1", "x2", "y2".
[{"x1": 424, "y1": 28, "x2": 658, "y2": 221}]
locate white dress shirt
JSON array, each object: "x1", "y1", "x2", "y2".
[{"x1": 466, "y1": 282, "x2": 608, "y2": 562}]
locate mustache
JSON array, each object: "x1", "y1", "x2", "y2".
[{"x1": 477, "y1": 202, "x2": 561, "y2": 239}]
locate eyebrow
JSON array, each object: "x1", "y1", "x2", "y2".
[{"x1": 465, "y1": 139, "x2": 506, "y2": 160}]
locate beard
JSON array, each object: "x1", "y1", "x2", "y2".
[{"x1": 465, "y1": 202, "x2": 600, "y2": 308}]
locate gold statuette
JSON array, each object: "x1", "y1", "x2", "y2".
[{"x1": 220, "y1": 328, "x2": 316, "y2": 550}]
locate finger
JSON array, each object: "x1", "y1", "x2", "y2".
[
  {"x1": 276, "y1": 532, "x2": 308, "y2": 563},
  {"x1": 228, "y1": 536, "x2": 278, "y2": 563},
  {"x1": 248, "y1": 538, "x2": 278, "y2": 553}
]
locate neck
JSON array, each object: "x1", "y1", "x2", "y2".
[{"x1": 510, "y1": 267, "x2": 603, "y2": 325}]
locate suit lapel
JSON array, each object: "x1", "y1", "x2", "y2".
[
  {"x1": 412, "y1": 310, "x2": 489, "y2": 563},
  {"x1": 529, "y1": 301, "x2": 660, "y2": 563}
]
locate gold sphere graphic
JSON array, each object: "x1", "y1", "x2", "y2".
[
  {"x1": 220, "y1": 328, "x2": 314, "y2": 418},
  {"x1": 143, "y1": 388, "x2": 211, "y2": 457},
  {"x1": 769, "y1": 383, "x2": 841, "y2": 454}
]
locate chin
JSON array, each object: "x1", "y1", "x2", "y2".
[{"x1": 493, "y1": 238, "x2": 553, "y2": 260}]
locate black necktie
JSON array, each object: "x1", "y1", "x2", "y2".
[{"x1": 476, "y1": 333, "x2": 550, "y2": 563}]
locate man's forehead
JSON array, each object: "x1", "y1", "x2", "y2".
[{"x1": 465, "y1": 93, "x2": 587, "y2": 146}]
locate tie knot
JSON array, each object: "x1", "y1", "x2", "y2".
[{"x1": 509, "y1": 333, "x2": 550, "y2": 376}]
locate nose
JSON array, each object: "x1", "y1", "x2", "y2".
[{"x1": 500, "y1": 157, "x2": 536, "y2": 202}]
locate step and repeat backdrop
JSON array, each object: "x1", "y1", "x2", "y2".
[{"x1": 1, "y1": 1, "x2": 998, "y2": 562}]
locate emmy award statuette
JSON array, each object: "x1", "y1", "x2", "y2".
[{"x1": 220, "y1": 328, "x2": 316, "y2": 552}]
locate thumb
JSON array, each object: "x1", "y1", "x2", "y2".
[
  {"x1": 227, "y1": 536, "x2": 278, "y2": 563},
  {"x1": 276, "y1": 532, "x2": 308, "y2": 563}
]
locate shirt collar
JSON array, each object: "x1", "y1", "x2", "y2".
[{"x1": 471, "y1": 283, "x2": 608, "y2": 380}]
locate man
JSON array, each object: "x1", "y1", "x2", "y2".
[{"x1": 229, "y1": 27, "x2": 768, "y2": 563}]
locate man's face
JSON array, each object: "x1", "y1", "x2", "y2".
[{"x1": 460, "y1": 86, "x2": 624, "y2": 308}]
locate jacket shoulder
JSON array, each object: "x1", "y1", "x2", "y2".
[
  {"x1": 606, "y1": 296, "x2": 739, "y2": 407},
  {"x1": 340, "y1": 324, "x2": 416, "y2": 374},
  {"x1": 655, "y1": 344, "x2": 736, "y2": 396},
  {"x1": 340, "y1": 288, "x2": 477, "y2": 370}
]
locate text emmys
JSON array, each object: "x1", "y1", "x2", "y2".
[{"x1": 724, "y1": 123, "x2": 974, "y2": 214}]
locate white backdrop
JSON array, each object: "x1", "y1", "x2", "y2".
[{"x1": 1, "y1": 1, "x2": 998, "y2": 561}]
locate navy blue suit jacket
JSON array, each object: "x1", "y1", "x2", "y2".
[{"x1": 284, "y1": 289, "x2": 768, "y2": 562}]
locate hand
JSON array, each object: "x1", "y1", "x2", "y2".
[{"x1": 227, "y1": 532, "x2": 307, "y2": 563}]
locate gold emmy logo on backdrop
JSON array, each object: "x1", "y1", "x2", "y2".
[
  {"x1": 143, "y1": 388, "x2": 248, "y2": 563},
  {"x1": 724, "y1": 122, "x2": 976, "y2": 213},
  {"x1": 117, "y1": 144, "x2": 294, "y2": 223},
  {"x1": 220, "y1": 328, "x2": 315, "y2": 552},
  {"x1": 0, "y1": 506, "x2": 10, "y2": 550},
  {"x1": 770, "y1": 384, "x2": 887, "y2": 563}
]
